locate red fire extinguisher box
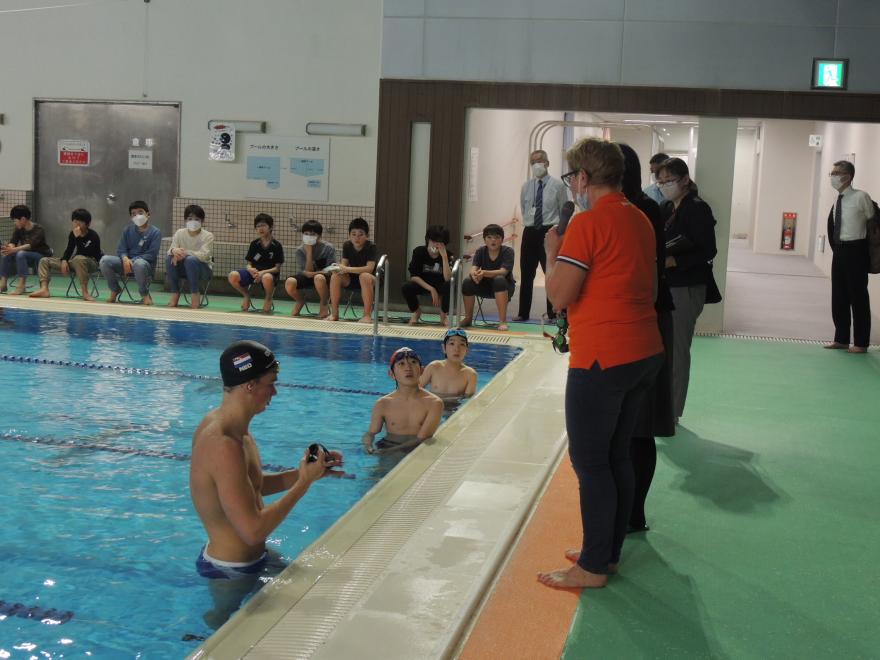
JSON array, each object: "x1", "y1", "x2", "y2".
[{"x1": 780, "y1": 212, "x2": 797, "y2": 250}]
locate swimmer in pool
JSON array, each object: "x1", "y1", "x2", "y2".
[
  {"x1": 362, "y1": 347, "x2": 443, "y2": 455},
  {"x1": 419, "y1": 327, "x2": 477, "y2": 406},
  {"x1": 190, "y1": 340, "x2": 344, "y2": 628}
]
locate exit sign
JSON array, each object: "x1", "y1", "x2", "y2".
[{"x1": 812, "y1": 58, "x2": 848, "y2": 90}]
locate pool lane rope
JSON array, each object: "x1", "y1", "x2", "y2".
[
  {"x1": 0, "y1": 599, "x2": 73, "y2": 625},
  {"x1": 0, "y1": 354, "x2": 385, "y2": 397},
  {"x1": 1, "y1": 431, "x2": 293, "y2": 473}
]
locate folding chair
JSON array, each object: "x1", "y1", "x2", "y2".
[
  {"x1": 6, "y1": 261, "x2": 39, "y2": 293},
  {"x1": 65, "y1": 271, "x2": 101, "y2": 299},
  {"x1": 180, "y1": 276, "x2": 211, "y2": 308},
  {"x1": 473, "y1": 296, "x2": 498, "y2": 327}
]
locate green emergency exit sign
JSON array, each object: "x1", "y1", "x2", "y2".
[{"x1": 812, "y1": 58, "x2": 848, "y2": 90}]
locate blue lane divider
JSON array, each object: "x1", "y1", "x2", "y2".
[
  {"x1": 0, "y1": 354, "x2": 385, "y2": 397},
  {"x1": 1, "y1": 431, "x2": 292, "y2": 473},
  {"x1": 0, "y1": 599, "x2": 74, "y2": 624}
]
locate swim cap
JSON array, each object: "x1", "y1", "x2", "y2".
[
  {"x1": 443, "y1": 327, "x2": 468, "y2": 344},
  {"x1": 388, "y1": 347, "x2": 422, "y2": 370},
  {"x1": 220, "y1": 340, "x2": 279, "y2": 387}
]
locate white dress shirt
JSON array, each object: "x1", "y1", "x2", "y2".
[
  {"x1": 520, "y1": 175, "x2": 569, "y2": 228},
  {"x1": 837, "y1": 186, "x2": 874, "y2": 241}
]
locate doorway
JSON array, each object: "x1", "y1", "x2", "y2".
[{"x1": 34, "y1": 100, "x2": 180, "y2": 256}]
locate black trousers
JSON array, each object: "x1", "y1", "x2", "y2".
[
  {"x1": 566, "y1": 353, "x2": 663, "y2": 574},
  {"x1": 831, "y1": 239, "x2": 871, "y2": 348},
  {"x1": 401, "y1": 280, "x2": 450, "y2": 313},
  {"x1": 518, "y1": 225, "x2": 554, "y2": 319}
]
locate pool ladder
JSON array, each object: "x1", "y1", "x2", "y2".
[{"x1": 372, "y1": 254, "x2": 390, "y2": 335}]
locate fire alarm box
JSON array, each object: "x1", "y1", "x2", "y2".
[{"x1": 781, "y1": 212, "x2": 797, "y2": 250}]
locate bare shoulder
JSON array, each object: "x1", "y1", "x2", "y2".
[
  {"x1": 463, "y1": 365, "x2": 477, "y2": 376},
  {"x1": 192, "y1": 414, "x2": 245, "y2": 468},
  {"x1": 420, "y1": 388, "x2": 444, "y2": 406}
]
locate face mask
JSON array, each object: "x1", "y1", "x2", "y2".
[
  {"x1": 830, "y1": 175, "x2": 845, "y2": 191},
  {"x1": 132, "y1": 213, "x2": 148, "y2": 227},
  {"x1": 659, "y1": 182, "x2": 680, "y2": 201},
  {"x1": 532, "y1": 163, "x2": 547, "y2": 178},
  {"x1": 302, "y1": 234, "x2": 318, "y2": 246},
  {"x1": 186, "y1": 220, "x2": 202, "y2": 232},
  {"x1": 576, "y1": 194, "x2": 590, "y2": 210}
]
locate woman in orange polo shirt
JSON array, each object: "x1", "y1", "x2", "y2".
[{"x1": 538, "y1": 138, "x2": 664, "y2": 589}]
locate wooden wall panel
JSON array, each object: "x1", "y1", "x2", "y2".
[{"x1": 375, "y1": 80, "x2": 880, "y2": 303}]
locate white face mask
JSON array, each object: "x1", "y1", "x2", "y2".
[
  {"x1": 659, "y1": 181, "x2": 680, "y2": 201},
  {"x1": 132, "y1": 213, "x2": 148, "y2": 227},
  {"x1": 830, "y1": 175, "x2": 845, "y2": 191},
  {"x1": 185, "y1": 220, "x2": 202, "y2": 232},
  {"x1": 427, "y1": 243, "x2": 439, "y2": 256},
  {"x1": 531, "y1": 163, "x2": 547, "y2": 178},
  {"x1": 302, "y1": 234, "x2": 318, "y2": 246}
]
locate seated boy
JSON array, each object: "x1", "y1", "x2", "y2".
[
  {"x1": 29, "y1": 208, "x2": 102, "y2": 301},
  {"x1": 227, "y1": 214, "x2": 284, "y2": 314},
  {"x1": 419, "y1": 328, "x2": 478, "y2": 405},
  {"x1": 99, "y1": 200, "x2": 161, "y2": 305},
  {"x1": 402, "y1": 225, "x2": 453, "y2": 326},
  {"x1": 460, "y1": 223, "x2": 516, "y2": 331},
  {"x1": 328, "y1": 217, "x2": 377, "y2": 323},
  {"x1": 362, "y1": 347, "x2": 443, "y2": 455},
  {"x1": 284, "y1": 219, "x2": 336, "y2": 317},
  {"x1": 0, "y1": 205, "x2": 53, "y2": 295},
  {"x1": 166, "y1": 204, "x2": 214, "y2": 308}
]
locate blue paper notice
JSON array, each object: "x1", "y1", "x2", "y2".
[
  {"x1": 247, "y1": 156, "x2": 281, "y2": 187},
  {"x1": 291, "y1": 158, "x2": 325, "y2": 177},
  {"x1": 307, "y1": 179, "x2": 322, "y2": 188}
]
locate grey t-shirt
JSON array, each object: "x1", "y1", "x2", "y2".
[{"x1": 294, "y1": 241, "x2": 336, "y2": 274}]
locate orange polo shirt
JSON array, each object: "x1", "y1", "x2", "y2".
[{"x1": 557, "y1": 192, "x2": 662, "y2": 370}]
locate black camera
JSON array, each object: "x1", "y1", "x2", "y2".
[{"x1": 307, "y1": 443, "x2": 330, "y2": 463}]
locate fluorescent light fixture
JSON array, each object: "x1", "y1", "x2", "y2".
[
  {"x1": 306, "y1": 122, "x2": 366, "y2": 137},
  {"x1": 207, "y1": 120, "x2": 266, "y2": 133}
]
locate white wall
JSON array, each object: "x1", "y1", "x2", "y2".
[
  {"x1": 812, "y1": 121, "x2": 880, "y2": 306},
  {"x1": 0, "y1": 0, "x2": 382, "y2": 206},
  {"x1": 462, "y1": 109, "x2": 565, "y2": 279},
  {"x1": 383, "y1": 1, "x2": 880, "y2": 93},
  {"x1": 730, "y1": 128, "x2": 759, "y2": 240},
  {"x1": 752, "y1": 120, "x2": 818, "y2": 255}
]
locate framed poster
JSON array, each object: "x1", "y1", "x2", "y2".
[{"x1": 244, "y1": 136, "x2": 329, "y2": 201}]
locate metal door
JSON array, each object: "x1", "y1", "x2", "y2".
[{"x1": 35, "y1": 100, "x2": 180, "y2": 258}]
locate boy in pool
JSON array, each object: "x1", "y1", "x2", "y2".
[
  {"x1": 419, "y1": 328, "x2": 478, "y2": 404},
  {"x1": 362, "y1": 347, "x2": 443, "y2": 455}
]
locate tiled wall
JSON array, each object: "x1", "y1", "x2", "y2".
[
  {"x1": 0, "y1": 189, "x2": 32, "y2": 219},
  {"x1": 170, "y1": 197, "x2": 375, "y2": 279}
]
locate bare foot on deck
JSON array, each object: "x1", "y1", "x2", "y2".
[
  {"x1": 537, "y1": 564, "x2": 608, "y2": 589},
  {"x1": 291, "y1": 302, "x2": 304, "y2": 317},
  {"x1": 497, "y1": 323, "x2": 508, "y2": 331},
  {"x1": 142, "y1": 294, "x2": 154, "y2": 306},
  {"x1": 82, "y1": 293, "x2": 96, "y2": 302},
  {"x1": 564, "y1": 549, "x2": 618, "y2": 574},
  {"x1": 167, "y1": 293, "x2": 180, "y2": 307},
  {"x1": 107, "y1": 290, "x2": 119, "y2": 303},
  {"x1": 261, "y1": 302, "x2": 273, "y2": 315},
  {"x1": 408, "y1": 311, "x2": 421, "y2": 325},
  {"x1": 28, "y1": 288, "x2": 50, "y2": 298},
  {"x1": 319, "y1": 305, "x2": 329, "y2": 318},
  {"x1": 459, "y1": 317, "x2": 472, "y2": 328},
  {"x1": 240, "y1": 297, "x2": 250, "y2": 312},
  {"x1": 358, "y1": 316, "x2": 372, "y2": 324}
]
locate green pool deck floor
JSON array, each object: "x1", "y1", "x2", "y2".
[
  {"x1": 3, "y1": 275, "x2": 548, "y2": 334},
  {"x1": 563, "y1": 337, "x2": 879, "y2": 660}
]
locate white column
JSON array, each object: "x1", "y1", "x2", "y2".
[{"x1": 408, "y1": 122, "x2": 431, "y2": 257}]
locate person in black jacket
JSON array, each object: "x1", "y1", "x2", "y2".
[
  {"x1": 656, "y1": 158, "x2": 719, "y2": 420},
  {"x1": 29, "y1": 208, "x2": 103, "y2": 300},
  {"x1": 620, "y1": 144, "x2": 675, "y2": 533},
  {"x1": 402, "y1": 225, "x2": 453, "y2": 326}
]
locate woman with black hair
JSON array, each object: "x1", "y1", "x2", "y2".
[{"x1": 619, "y1": 144, "x2": 676, "y2": 533}]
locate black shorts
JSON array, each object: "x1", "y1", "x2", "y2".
[{"x1": 291, "y1": 273, "x2": 316, "y2": 290}]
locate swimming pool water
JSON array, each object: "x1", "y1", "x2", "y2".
[{"x1": 0, "y1": 309, "x2": 520, "y2": 658}]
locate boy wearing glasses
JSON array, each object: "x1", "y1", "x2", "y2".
[
  {"x1": 362, "y1": 347, "x2": 443, "y2": 455},
  {"x1": 227, "y1": 214, "x2": 284, "y2": 314},
  {"x1": 419, "y1": 328, "x2": 477, "y2": 403}
]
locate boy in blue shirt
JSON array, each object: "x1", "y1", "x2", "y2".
[{"x1": 99, "y1": 200, "x2": 162, "y2": 304}]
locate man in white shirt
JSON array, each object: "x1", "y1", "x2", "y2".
[
  {"x1": 515, "y1": 149, "x2": 569, "y2": 321},
  {"x1": 825, "y1": 160, "x2": 874, "y2": 353}
]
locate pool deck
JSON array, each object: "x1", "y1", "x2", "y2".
[{"x1": 0, "y1": 291, "x2": 569, "y2": 660}]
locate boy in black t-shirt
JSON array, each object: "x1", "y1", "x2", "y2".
[
  {"x1": 29, "y1": 208, "x2": 103, "y2": 301},
  {"x1": 328, "y1": 217, "x2": 377, "y2": 323},
  {"x1": 227, "y1": 214, "x2": 284, "y2": 314},
  {"x1": 402, "y1": 225, "x2": 453, "y2": 326},
  {"x1": 461, "y1": 223, "x2": 516, "y2": 331}
]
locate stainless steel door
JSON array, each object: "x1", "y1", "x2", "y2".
[{"x1": 35, "y1": 100, "x2": 180, "y2": 258}]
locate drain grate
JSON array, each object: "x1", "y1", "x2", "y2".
[{"x1": 696, "y1": 332, "x2": 878, "y2": 347}]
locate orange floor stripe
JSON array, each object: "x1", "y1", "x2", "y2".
[{"x1": 460, "y1": 459, "x2": 582, "y2": 660}]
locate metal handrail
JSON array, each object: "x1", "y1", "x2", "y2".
[
  {"x1": 449, "y1": 258, "x2": 463, "y2": 328},
  {"x1": 373, "y1": 254, "x2": 388, "y2": 335}
]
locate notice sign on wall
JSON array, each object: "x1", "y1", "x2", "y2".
[
  {"x1": 58, "y1": 139, "x2": 90, "y2": 166},
  {"x1": 244, "y1": 136, "x2": 329, "y2": 201},
  {"x1": 128, "y1": 148, "x2": 153, "y2": 170}
]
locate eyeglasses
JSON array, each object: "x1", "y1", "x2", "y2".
[
  {"x1": 656, "y1": 178, "x2": 681, "y2": 188},
  {"x1": 561, "y1": 170, "x2": 585, "y2": 188},
  {"x1": 829, "y1": 172, "x2": 847, "y2": 177}
]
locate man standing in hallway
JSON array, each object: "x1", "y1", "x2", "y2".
[
  {"x1": 515, "y1": 149, "x2": 569, "y2": 322},
  {"x1": 825, "y1": 160, "x2": 874, "y2": 354},
  {"x1": 643, "y1": 153, "x2": 670, "y2": 205}
]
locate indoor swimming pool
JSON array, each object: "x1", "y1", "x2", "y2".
[{"x1": 0, "y1": 308, "x2": 520, "y2": 658}]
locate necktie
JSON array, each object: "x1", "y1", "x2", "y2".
[
  {"x1": 834, "y1": 193, "x2": 843, "y2": 244},
  {"x1": 534, "y1": 179, "x2": 544, "y2": 227}
]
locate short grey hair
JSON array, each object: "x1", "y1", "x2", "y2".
[{"x1": 834, "y1": 160, "x2": 855, "y2": 178}]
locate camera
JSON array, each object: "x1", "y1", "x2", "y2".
[{"x1": 307, "y1": 443, "x2": 330, "y2": 463}]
